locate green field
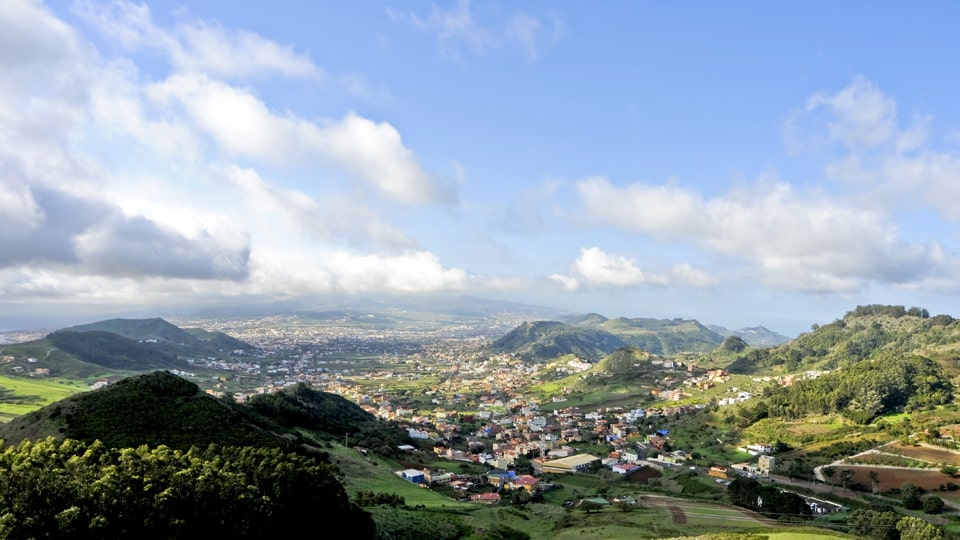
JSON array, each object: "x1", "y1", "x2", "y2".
[{"x1": 0, "y1": 375, "x2": 88, "y2": 421}]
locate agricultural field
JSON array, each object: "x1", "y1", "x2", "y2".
[
  {"x1": 880, "y1": 441, "x2": 960, "y2": 466},
  {"x1": 829, "y1": 465, "x2": 953, "y2": 493},
  {"x1": 0, "y1": 375, "x2": 88, "y2": 421}
]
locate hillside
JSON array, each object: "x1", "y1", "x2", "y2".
[
  {"x1": 488, "y1": 321, "x2": 626, "y2": 361},
  {"x1": 492, "y1": 315, "x2": 726, "y2": 361},
  {"x1": 725, "y1": 304, "x2": 960, "y2": 375},
  {"x1": 66, "y1": 317, "x2": 257, "y2": 357},
  {"x1": 0, "y1": 371, "x2": 395, "y2": 450},
  {"x1": 706, "y1": 324, "x2": 792, "y2": 347},
  {"x1": 47, "y1": 330, "x2": 186, "y2": 371},
  {"x1": 595, "y1": 316, "x2": 724, "y2": 354}
]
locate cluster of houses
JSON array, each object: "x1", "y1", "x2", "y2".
[{"x1": 395, "y1": 467, "x2": 544, "y2": 504}]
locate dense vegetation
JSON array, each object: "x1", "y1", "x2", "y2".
[
  {"x1": 490, "y1": 315, "x2": 729, "y2": 361},
  {"x1": 0, "y1": 437, "x2": 373, "y2": 538},
  {"x1": 47, "y1": 331, "x2": 182, "y2": 370},
  {"x1": 489, "y1": 321, "x2": 626, "y2": 362},
  {"x1": 0, "y1": 372, "x2": 406, "y2": 453},
  {"x1": 246, "y1": 382, "x2": 414, "y2": 454},
  {"x1": 64, "y1": 317, "x2": 257, "y2": 358},
  {"x1": 726, "y1": 305, "x2": 960, "y2": 374},
  {"x1": 759, "y1": 355, "x2": 952, "y2": 423},
  {"x1": 725, "y1": 477, "x2": 811, "y2": 520}
]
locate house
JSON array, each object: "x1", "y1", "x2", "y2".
[
  {"x1": 758, "y1": 455, "x2": 776, "y2": 475},
  {"x1": 747, "y1": 443, "x2": 774, "y2": 455},
  {"x1": 487, "y1": 469, "x2": 514, "y2": 486},
  {"x1": 540, "y1": 453, "x2": 600, "y2": 474},
  {"x1": 508, "y1": 475, "x2": 540, "y2": 492},
  {"x1": 470, "y1": 492, "x2": 501, "y2": 504},
  {"x1": 396, "y1": 469, "x2": 425, "y2": 484}
]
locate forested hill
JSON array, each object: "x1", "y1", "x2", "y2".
[
  {"x1": 0, "y1": 371, "x2": 406, "y2": 452},
  {"x1": 47, "y1": 330, "x2": 186, "y2": 371},
  {"x1": 64, "y1": 317, "x2": 256, "y2": 356},
  {"x1": 491, "y1": 315, "x2": 726, "y2": 361},
  {"x1": 725, "y1": 304, "x2": 959, "y2": 374},
  {"x1": 488, "y1": 321, "x2": 626, "y2": 362},
  {"x1": 721, "y1": 305, "x2": 960, "y2": 425}
]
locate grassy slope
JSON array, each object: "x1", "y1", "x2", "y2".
[
  {"x1": 327, "y1": 443, "x2": 850, "y2": 540},
  {"x1": 0, "y1": 375, "x2": 88, "y2": 421}
]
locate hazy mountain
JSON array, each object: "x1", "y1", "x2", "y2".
[
  {"x1": 66, "y1": 317, "x2": 256, "y2": 355},
  {"x1": 707, "y1": 324, "x2": 792, "y2": 347}
]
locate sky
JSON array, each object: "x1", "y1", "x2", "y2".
[{"x1": 3, "y1": 1, "x2": 960, "y2": 336}]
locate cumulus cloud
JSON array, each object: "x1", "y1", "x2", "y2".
[
  {"x1": 0, "y1": 183, "x2": 250, "y2": 280},
  {"x1": 788, "y1": 78, "x2": 960, "y2": 222},
  {"x1": 149, "y1": 75, "x2": 453, "y2": 205},
  {"x1": 247, "y1": 250, "x2": 469, "y2": 297},
  {"x1": 222, "y1": 166, "x2": 416, "y2": 250},
  {"x1": 73, "y1": 0, "x2": 321, "y2": 80},
  {"x1": 549, "y1": 273, "x2": 579, "y2": 291},
  {"x1": 556, "y1": 247, "x2": 715, "y2": 290},
  {"x1": 389, "y1": 0, "x2": 563, "y2": 60},
  {"x1": 577, "y1": 177, "x2": 941, "y2": 293}
]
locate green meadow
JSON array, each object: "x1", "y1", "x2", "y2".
[{"x1": 0, "y1": 375, "x2": 88, "y2": 421}]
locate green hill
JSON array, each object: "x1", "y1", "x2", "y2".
[
  {"x1": 488, "y1": 321, "x2": 626, "y2": 361},
  {"x1": 725, "y1": 304, "x2": 960, "y2": 375},
  {"x1": 47, "y1": 330, "x2": 186, "y2": 370},
  {"x1": 597, "y1": 316, "x2": 724, "y2": 354},
  {"x1": 0, "y1": 371, "x2": 396, "y2": 451},
  {"x1": 65, "y1": 317, "x2": 257, "y2": 358},
  {"x1": 492, "y1": 315, "x2": 725, "y2": 361}
]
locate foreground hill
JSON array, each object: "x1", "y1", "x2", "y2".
[
  {"x1": 0, "y1": 371, "x2": 399, "y2": 451},
  {"x1": 493, "y1": 314, "x2": 725, "y2": 361}
]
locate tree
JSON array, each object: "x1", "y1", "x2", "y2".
[
  {"x1": 869, "y1": 470, "x2": 880, "y2": 494},
  {"x1": 901, "y1": 482, "x2": 923, "y2": 510},
  {"x1": 848, "y1": 509, "x2": 900, "y2": 540},
  {"x1": 923, "y1": 495, "x2": 944, "y2": 515},
  {"x1": 823, "y1": 466, "x2": 836, "y2": 490},
  {"x1": 939, "y1": 464, "x2": 957, "y2": 477},
  {"x1": 897, "y1": 516, "x2": 943, "y2": 540},
  {"x1": 839, "y1": 469, "x2": 855, "y2": 493},
  {"x1": 578, "y1": 500, "x2": 604, "y2": 514},
  {"x1": 721, "y1": 336, "x2": 747, "y2": 353}
]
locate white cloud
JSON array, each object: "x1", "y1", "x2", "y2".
[
  {"x1": 222, "y1": 165, "x2": 417, "y2": 250},
  {"x1": 73, "y1": 0, "x2": 321, "y2": 80},
  {"x1": 791, "y1": 78, "x2": 960, "y2": 223},
  {"x1": 150, "y1": 75, "x2": 452, "y2": 205},
  {"x1": 549, "y1": 273, "x2": 579, "y2": 291},
  {"x1": 247, "y1": 250, "x2": 469, "y2": 297},
  {"x1": 577, "y1": 177, "x2": 942, "y2": 293},
  {"x1": 573, "y1": 247, "x2": 663, "y2": 287},
  {"x1": 565, "y1": 247, "x2": 715, "y2": 290},
  {"x1": 389, "y1": 0, "x2": 563, "y2": 60}
]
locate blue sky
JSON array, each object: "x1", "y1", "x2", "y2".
[{"x1": 3, "y1": 0, "x2": 960, "y2": 335}]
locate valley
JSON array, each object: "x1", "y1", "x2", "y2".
[{"x1": 0, "y1": 304, "x2": 959, "y2": 539}]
